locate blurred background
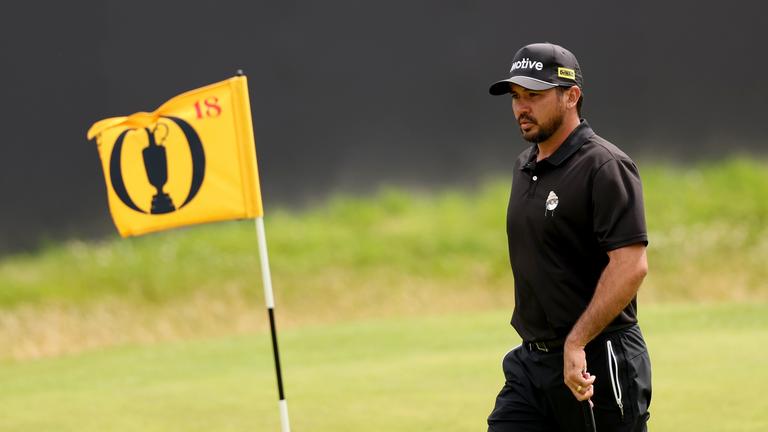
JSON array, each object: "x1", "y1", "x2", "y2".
[{"x1": 1, "y1": 0, "x2": 766, "y2": 253}]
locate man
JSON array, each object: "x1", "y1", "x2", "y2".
[{"x1": 486, "y1": 42, "x2": 652, "y2": 431}]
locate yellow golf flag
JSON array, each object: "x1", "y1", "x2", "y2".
[{"x1": 87, "y1": 76, "x2": 263, "y2": 237}]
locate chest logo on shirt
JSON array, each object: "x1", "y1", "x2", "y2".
[{"x1": 545, "y1": 190, "x2": 559, "y2": 216}]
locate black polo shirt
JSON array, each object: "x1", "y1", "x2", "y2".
[{"x1": 507, "y1": 119, "x2": 648, "y2": 342}]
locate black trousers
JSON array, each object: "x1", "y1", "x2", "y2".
[{"x1": 488, "y1": 325, "x2": 651, "y2": 432}]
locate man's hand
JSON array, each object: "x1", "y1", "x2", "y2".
[{"x1": 563, "y1": 341, "x2": 595, "y2": 401}]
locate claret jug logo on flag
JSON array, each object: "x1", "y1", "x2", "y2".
[{"x1": 87, "y1": 76, "x2": 263, "y2": 237}]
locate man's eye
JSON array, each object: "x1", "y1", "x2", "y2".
[{"x1": 511, "y1": 94, "x2": 519, "y2": 99}]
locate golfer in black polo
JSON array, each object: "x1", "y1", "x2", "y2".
[{"x1": 486, "y1": 43, "x2": 652, "y2": 431}]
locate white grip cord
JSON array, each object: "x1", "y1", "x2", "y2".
[{"x1": 606, "y1": 340, "x2": 624, "y2": 420}]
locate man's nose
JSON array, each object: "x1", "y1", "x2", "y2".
[{"x1": 513, "y1": 101, "x2": 531, "y2": 116}]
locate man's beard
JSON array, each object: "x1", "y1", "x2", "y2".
[{"x1": 518, "y1": 104, "x2": 566, "y2": 143}]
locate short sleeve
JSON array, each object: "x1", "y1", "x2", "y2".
[{"x1": 592, "y1": 158, "x2": 648, "y2": 251}]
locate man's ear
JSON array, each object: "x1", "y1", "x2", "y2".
[{"x1": 567, "y1": 86, "x2": 582, "y2": 109}]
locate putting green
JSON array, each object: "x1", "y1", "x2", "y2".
[{"x1": 0, "y1": 302, "x2": 766, "y2": 431}]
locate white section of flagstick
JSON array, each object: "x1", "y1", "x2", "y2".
[
  {"x1": 255, "y1": 217, "x2": 275, "y2": 309},
  {"x1": 279, "y1": 399, "x2": 291, "y2": 432}
]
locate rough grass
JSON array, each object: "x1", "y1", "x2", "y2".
[{"x1": 0, "y1": 158, "x2": 767, "y2": 359}]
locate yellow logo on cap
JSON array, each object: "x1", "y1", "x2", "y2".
[{"x1": 558, "y1": 67, "x2": 576, "y2": 80}]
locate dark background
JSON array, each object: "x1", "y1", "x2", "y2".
[{"x1": 1, "y1": 1, "x2": 765, "y2": 254}]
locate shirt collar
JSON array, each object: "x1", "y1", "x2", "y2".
[{"x1": 520, "y1": 119, "x2": 594, "y2": 171}]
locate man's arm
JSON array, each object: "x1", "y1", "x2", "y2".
[{"x1": 563, "y1": 243, "x2": 649, "y2": 401}]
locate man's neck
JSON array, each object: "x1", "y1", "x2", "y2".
[{"x1": 535, "y1": 115, "x2": 581, "y2": 162}]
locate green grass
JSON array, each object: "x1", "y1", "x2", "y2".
[
  {"x1": 0, "y1": 182, "x2": 514, "y2": 307},
  {"x1": 0, "y1": 158, "x2": 766, "y2": 359},
  {"x1": 1, "y1": 302, "x2": 766, "y2": 432},
  {"x1": 1, "y1": 157, "x2": 766, "y2": 308},
  {"x1": 642, "y1": 158, "x2": 768, "y2": 301}
]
